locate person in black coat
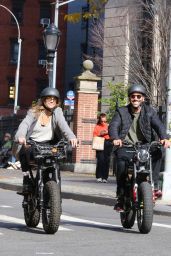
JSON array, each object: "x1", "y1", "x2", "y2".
[{"x1": 109, "y1": 84, "x2": 170, "y2": 211}]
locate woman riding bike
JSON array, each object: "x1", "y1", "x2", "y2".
[{"x1": 14, "y1": 87, "x2": 77, "y2": 194}]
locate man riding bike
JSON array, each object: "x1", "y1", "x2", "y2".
[{"x1": 109, "y1": 84, "x2": 170, "y2": 211}]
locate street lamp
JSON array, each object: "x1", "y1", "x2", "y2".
[
  {"x1": 0, "y1": 4, "x2": 22, "y2": 115},
  {"x1": 52, "y1": 0, "x2": 77, "y2": 88},
  {"x1": 43, "y1": 23, "x2": 61, "y2": 88}
]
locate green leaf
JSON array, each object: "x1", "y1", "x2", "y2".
[{"x1": 100, "y1": 82, "x2": 128, "y2": 121}]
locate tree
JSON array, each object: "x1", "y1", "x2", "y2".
[
  {"x1": 64, "y1": 0, "x2": 108, "y2": 22},
  {"x1": 100, "y1": 82, "x2": 128, "y2": 121},
  {"x1": 88, "y1": 0, "x2": 171, "y2": 107}
]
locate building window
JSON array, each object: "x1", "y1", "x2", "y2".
[
  {"x1": 40, "y1": 1, "x2": 51, "y2": 20},
  {"x1": 11, "y1": 0, "x2": 25, "y2": 24},
  {"x1": 10, "y1": 39, "x2": 18, "y2": 64}
]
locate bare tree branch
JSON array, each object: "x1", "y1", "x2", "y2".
[{"x1": 88, "y1": 0, "x2": 171, "y2": 107}]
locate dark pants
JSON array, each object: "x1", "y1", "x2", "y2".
[
  {"x1": 19, "y1": 146, "x2": 34, "y2": 173},
  {"x1": 96, "y1": 140, "x2": 112, "y2": 180},
  {"x1": 115, "y1": 146, "x2": 163, "y2": 196}
]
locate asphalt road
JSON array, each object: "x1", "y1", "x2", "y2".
[{"x1": 0, "y1": 188, "x2": 171, "y2": 256}]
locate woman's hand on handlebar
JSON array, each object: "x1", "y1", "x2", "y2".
[
  {"x1": 160, "y1": 139, "x2": 171, "y2": 149},
  {"x1": 70, "y1": 138, "x2": 78, "y2": 148},
  {"x1": 18, "y1": 137, "x2": 26, "y2": 146},
  {"x1": 113, "y1": 139, "x2": 122, "y2": 147}
]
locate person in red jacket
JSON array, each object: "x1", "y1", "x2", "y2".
[{"x1": 93, "y1": 113, "x2": 112, "y2": 183}]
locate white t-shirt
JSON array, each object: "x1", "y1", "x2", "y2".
[{"x1": 30, "y1": 117, "x2": 54, "y2": 142}]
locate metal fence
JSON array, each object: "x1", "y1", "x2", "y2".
[{"x1": 0, "y1": 115, "x2": 24, "y2": 141}]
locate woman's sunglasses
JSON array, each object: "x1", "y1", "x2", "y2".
[{"x1": 45, "y1": 96, "x2": 57, "y2": 101}]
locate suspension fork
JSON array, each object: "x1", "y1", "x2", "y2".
[
  {"x1": 38, "y1": 167, "x2": 44, "y2": 207},
  {"x1": 53, "y1": 162, "x2": 60, "y2": 184},
  {"x1": 133, "y1": 163, "x2": 138, "y2": 202},
  {"x1": 149, "y1": 157, "x2": 155, "y2": 202}
]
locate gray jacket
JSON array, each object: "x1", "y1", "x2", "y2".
[
  {"x1": 13, "y1": 107, "x2": 76, "y2": 159},
  {"x1": 15, "y1": 107, "x2": 76, "y2": 142}
]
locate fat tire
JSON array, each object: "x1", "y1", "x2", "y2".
[
  {"x1": 137, "y1": 182, "x2": 153, "y2": 234},
  {"x1": 120, "y1": 209, "x2": 136, "y2": 229},
  {"x1": 24, "y1": 194, "x2": 40, "y2": 227},
  {"x1": 42, "y1": 180, "x2": 62, "y2": 234}
]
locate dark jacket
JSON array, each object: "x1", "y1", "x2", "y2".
[{"x1": 109, "y1": 103, "x2": 168, "y2": 142}]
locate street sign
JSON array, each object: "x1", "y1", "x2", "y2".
[
  {"x1": 64, "y1": 99, "x2": 74, "y2": 106},
  {"x1": 66, "y1": 90, "x2": 75, "y2": 100}
]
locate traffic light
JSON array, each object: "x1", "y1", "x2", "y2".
[{"x1": 9, "y1": 86, "x2": 15, "y2": 99}]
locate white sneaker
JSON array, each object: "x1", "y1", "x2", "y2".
[
  {"x1": 97, "y1": 178, "x2": 102, "y2": 183},
  {"x1": 7, "y1": 166, "x2": 15, "y2": 170},
  {"x1": 102, "y1": 179, "x2": 107, "y2": 183},
  {"x1": 11, "y1": 163, "x2": 18, "y2": 170},
  {"x1": 15, "y1": 161, "x2": 21, "y2": 168}
]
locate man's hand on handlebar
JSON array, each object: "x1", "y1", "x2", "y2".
[
  {"x1": 160, "y1": 139, "x2": 171, "y2": 149},
  {"x1": 113, "y1": 139, "x2": 123, "y2": 147}
]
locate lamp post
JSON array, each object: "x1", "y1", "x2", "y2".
[
  {"x1": 52, "y1": 0, "x2": 77, "y2": 88},
  {"x1": 162, "y1": 28, "x2": 171, "y2": 201},
  {"x1": 43, "y1": 23, "x2": 61, "y2": 88},
  {"x1": 0, "y1": 4, "x2": 22, "y2": 115}
]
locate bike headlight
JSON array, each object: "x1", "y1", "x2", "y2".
[
  {"x1": 51, "y1": 147, "x2": 58, "y2": 154},
  {"x1": 137, "y1": 149, "x2": 149, "y2": 162}
]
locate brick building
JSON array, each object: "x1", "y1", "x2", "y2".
[{"x1": 0, "y1": 0, "x2": 67, "y2": 116}]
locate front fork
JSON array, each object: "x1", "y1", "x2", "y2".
[
  {"x1": 133, "y1": 160, "x2": 155, "y2": 206},
  {"x1": 38, "y1": 162, "x2": 60, "y2": 207},
  {"x1": 132, "y1": 163, "x2": 138, "y2": 204},
  {"x1": 38, "y1": 168, "x2": 44, "y2": 207}
]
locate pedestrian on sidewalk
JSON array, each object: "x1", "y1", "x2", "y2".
[
  {"x1": 93, "y1": 113, "x2": 112, "y2": 183},
  {"x1": 13, "y1": 87, "x2": 77, "y2": 193},
  {"x1": 109, "y1": 84, "x2": 171, "y2": 211},
  {"x1": 0, "y1": 132, "x2": 12, "y2": 168}
]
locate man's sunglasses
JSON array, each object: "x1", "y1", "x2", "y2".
[{"x1": 130, "y1": 94, "x2": 142, "y2": 99}]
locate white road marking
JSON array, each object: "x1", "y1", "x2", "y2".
[
  {"x1": 0, "y1": 205, "x2": 13, "y2": 208},
  {"x1": 0, "y1": 215, "x2": 71, "y2": 231},
  {"x1": 61, "y1": 215, "x2": 171, "y2": 230},
  {"x1": 153, "y1": 222, "x2": 171, "y2": 229},
  {"x1": 61, "y1": 215, "x2": 122, "y2": 228},
  {"x1": 0, "y1": 213, "x2": 171, "y2": 234},
  {"x1": 36, "y1": 253, "x2": 54, "y2": 255}
]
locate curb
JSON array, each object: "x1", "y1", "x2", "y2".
[{"x1": 0, "y1": 182, "x2": 171, "y2": 217}]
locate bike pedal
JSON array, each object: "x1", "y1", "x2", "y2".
[
  {"x1": 22, "y1": 201, "x2": 28, "y2": 208},
  {"x1": 114, "y1": 206, "x2": 124, "y2": 212}
]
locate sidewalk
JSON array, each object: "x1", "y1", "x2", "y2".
[{"x1": 0, "y1": 168, "x2": 171, "y2": 217}]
